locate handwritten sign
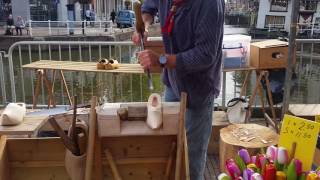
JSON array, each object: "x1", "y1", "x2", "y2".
[
  {"x1": 316, "y1": 115, "x2": 320, "y2": 123},
  {"x1": 279, "y1": 115, "x2": 320, "y2": 171}
]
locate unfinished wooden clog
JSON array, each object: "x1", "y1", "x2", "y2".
[
  {"x1": 97, "y1": 58, "x2": 108, "y2": 70},
  {"x1": 0, "y1": 103, "x2": 26, "y2": 126},
  {"x1": 146, "y1": 93, "x2": 163, "y2": 129},
  {"x1": 105, "y1": 59, "x2": 119, "y2": 70}
]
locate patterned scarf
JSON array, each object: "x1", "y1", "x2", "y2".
[{"x1": 161, "y1": 0, "x2": 185, "y2": 36}]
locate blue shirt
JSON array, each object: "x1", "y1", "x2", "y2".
[{"x1": 142, "y1": 0, "x2": 224, "y2": 108}]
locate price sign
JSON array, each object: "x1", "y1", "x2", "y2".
[
  {"x1": 316, "y1": 115, "x2": 320, "y2": 123},
  {"x1": 279, "y1": 115, "x2": 320, "y2": 171}
]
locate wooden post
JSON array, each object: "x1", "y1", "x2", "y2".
[
  {"x1": 105, "y1": 149, "x2": 122, "y2": 180},
  {"x1": 33, "y1": 70, "x2": 43, "y2": 109},
  {"x1": 175, "y1": 92, "x2": 187, "y2": 180},
  {"x1": 85, "y1": 96, "x2": 97, "y2": 180},
  {"x1": 165, "y1": 142, "x2": 176, "y2": 180}
]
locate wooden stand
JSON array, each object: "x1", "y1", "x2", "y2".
[
  {"x1": 240, "y1": 69, "x2": 279, "y2": 132},
  {"x1": 33, "y1": 69, "x2": 72, "y2": 109},
  {"x1": 219, "y1": 124, "x2": 279, "y2": 172}
]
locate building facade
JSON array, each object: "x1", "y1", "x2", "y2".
[{"x1": 256, "y1": 0, "x2": 320, "y2": 32}]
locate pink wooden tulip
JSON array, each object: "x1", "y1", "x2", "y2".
[
  {"x1": 226, "y1": 159, "x2": 241, "y2": 179},
  {"x1": 238, "y1": 149, "x2": 251, "y2": 164},
  {"x1": 277, "y1": 147, "x2": 289, "y2": 164},
  {"x1": 257, "y1": 154, "x2": 267, "y2": 169},
  {"x1": 294, "y1": 159, "x2": 303, "y2": 176},
  {"x1": 266, "y1": 146, "x2": 278, "y2": 162},
  {"x1": 251, "y1": 156, "x2": 257, "y2": 164}
]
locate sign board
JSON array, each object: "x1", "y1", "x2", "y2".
[
  {"x1": 279, "y1": 115, "x2": 320, "y2": 171},
  {"x1": 315, "y1": 115, "x2": 320, "y2": 123}
]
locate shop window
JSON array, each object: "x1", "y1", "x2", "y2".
[
  {"x1": 270, "y1": 0, "x2": 288, "y2": 12},
  {"x1": 29, "y1": 0, "x2": 58, "y2": 21},
  {"x1": 300, "y1": 0, "x2": 317, "y2": 11},
  {"x1": 265, "y1": 15, "x2": 285, "y2": 28}
]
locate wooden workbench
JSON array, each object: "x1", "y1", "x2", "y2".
[
  {"x1": 22, "y1": 60, "x2": 151, "y2": 108},
  {"x1": 0, "y1": 115, "x2": 48, "y2": 137}
]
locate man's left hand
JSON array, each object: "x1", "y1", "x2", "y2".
[{"x1": 137, "y1": 49, "x2": 160, "y2": 70}]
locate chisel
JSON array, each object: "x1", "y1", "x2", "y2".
[{"x1": 133, "y1": 0, "x2": 154, "y2": 90}]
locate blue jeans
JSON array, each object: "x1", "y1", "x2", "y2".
[{"x1": 164, "y1": 87, "x2": 214, "y2": 180}]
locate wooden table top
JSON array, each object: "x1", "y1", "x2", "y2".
[
  {"x1": 289, "y1": 104, "x2": 320, "y2": 117},
  {"x1": 0, "y1": 115, "x2": 48, "y2": 136},
  {"x1": 23, "y1": 60, "x2": 257, "y2": 74},
  {"x1": 220, "y1": 124, "x2": 279, "y2": 148},
  {"x1": 22, "y1": 60, "x2": 146, "y2": 74}
]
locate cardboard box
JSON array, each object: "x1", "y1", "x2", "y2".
[{"x1": 250, "y1": 40, "x2": 289, "y2": 69}]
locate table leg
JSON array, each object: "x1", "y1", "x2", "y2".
[
  {"x1": 240, "y1": 70, "x2": 252, "y2": 97},
  {"x1": 257, "y1": 71, "x2": 267, "y2": 126},
  {"x1": 42, "y1": 70, "x2": 56, "y2": 109},
  {"x1": 245, "y1": 71, "x2": 264, "y2": 123},
  {"x1": 60, "y1": 70, "x2": 73, "y2": 106},
  {"x1": 264, "y1": 71, "x2": 278, "y2": 132},
  {"x1": 33, "y1": 70, "x2": 43, "y2": 109}
]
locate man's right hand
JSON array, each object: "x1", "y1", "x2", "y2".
[{"x1": 132, "y1": 31, "x2": 148, "y2": 46}]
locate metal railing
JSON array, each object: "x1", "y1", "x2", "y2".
[
  {"x1": 1, "y1": 39, "x2": 320, "y2": 107},
  {"x1": 25, "y1": 20, "x2": 115, "y2": 36},
  {"x1": 268, "y1": 23, "x2": 320, "y2": 37},
  {"x1": 4, "y1": 41, "x2": 161, "y2": 106}
]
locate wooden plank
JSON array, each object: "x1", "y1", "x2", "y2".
[
  {"x1": 101, "y1": 136, "x2": 177, "y2": 159},
  {"x1": 6, "y1": 138, "x2": 65, "y2": 162},
  {"x1": 23, "y1": 60, "x2": 147, "y2": 74},
  {"x1": 0, "y1": 136, "x2": 9, "y2": 180},
  {"x1": 10, "y1": 167, "x2": 69, "y2": 180},
  {"x1": 0, "y1": 116, "x2": 48, "y2": 136}
]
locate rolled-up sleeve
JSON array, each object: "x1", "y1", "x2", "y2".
[
  {"x1": 176, "y1": 1, "x2": 224, "y2": 75},
  {"x1": 141, "y1": 0, "x2": 158, "y2": 16}
]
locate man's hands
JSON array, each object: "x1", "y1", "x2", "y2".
[
  {"x1": 132, "y1": 31, "x2": 149, "y2": 45},
  {"x1": 137, "y1": 49, "x2": 160, "y2": 70}
]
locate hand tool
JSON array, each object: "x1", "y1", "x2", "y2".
[{"x1": 133, "y1": 0, "x2": 154, "y2": 90}]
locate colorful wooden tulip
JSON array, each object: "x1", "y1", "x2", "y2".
[
  {"x1": 294, "y1": 159, "x2": 303, "y2": 176},
  {"x1": 264, "y1": 163, "x2": 276, "y2": 180},
  {"x1": 277, "y1": 147, "x2": 289, "y2": 164},
  {"x1": 306, "y1": 172, "x2": 319, "y2": 180},
  {"x1": 256, "y1": 154, "x2": 267, "y2": 169},
  {"x1": 276, "y1": 171, "x2": 286, "y2": 180},
  {"x1": 243, "y1": 168, "x2": 255, "y2": 180},
  {"x1": 287, "y1": 159, "x2": 298, "y2": 180},
  {"x1": 299, "y1": 172, "x2": 306, "y2": 180},
  {"x1": 239, "y1": 149, "x2": 251, "y2": 164},
  {"x1": 251, "y1": 173, "x2": 263, "y2": 180},
  {"x1": 226, "y1": 159, "x2": 241, "y2": 179},
  {"x1": 247, "y1": 163, "x2": 258, "y2": 172},
  {"x1": 266, "y1": 145, "x2": 278, "y2": 162},
  {"x1": 218, "y1": 173, "x2": 232, "y2": 180},
  {"x1": 251, "y1": 156, "x2": 257, "y2": 164},
  {"x1": 236, "y1": 155, "x2": 247, "y2": 172}
]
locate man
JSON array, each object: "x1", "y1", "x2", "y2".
[
  {"x1": 132, "y1": 0, "x2": 224, "y2": 179},
  {"x1": 5, "y1": 14, "x2": 14, "y2": 35},
  {"x1": 85, "y1": 9, "x2": 91, "y2": 26},
  {"x1": 110, "y1": 9, "x2": 116, "y2": 24}
]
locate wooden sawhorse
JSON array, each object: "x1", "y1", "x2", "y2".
[{"x1": 240, "y1": 69, "x2": 279, "y2": 132}]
